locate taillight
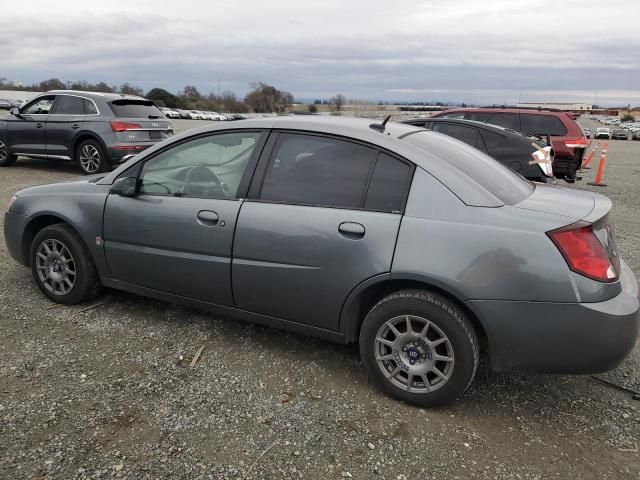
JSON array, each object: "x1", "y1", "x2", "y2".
[
  {"x1": 564, "y1": 136, "x2": 587, "y2": 148},
  {"x1": 547, "y1": 222, "x2": 618, "y2": 282},
  {"x1": 110, "y1": 121, "x2": 142, "y2": 132}
]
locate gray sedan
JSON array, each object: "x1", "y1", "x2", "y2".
[{"x1": 4, "y1": 117, "x2": 639, "y2": 407}]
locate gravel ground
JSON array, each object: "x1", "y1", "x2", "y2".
[{"x1": 1, "y1": 117, "x2": 639, "y2": 479}]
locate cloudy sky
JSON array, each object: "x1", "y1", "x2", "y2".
[{"x1": 1, "y1": 0, "x2": 639, "y2": 105}]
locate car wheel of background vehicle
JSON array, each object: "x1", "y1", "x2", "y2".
[
  {"x1": 30, "y1": 224, "x2": 101, "y2": 304},
  {"x1": 360, "y1": 290, "x2": 479, "y2": 407},
  {"x1": 76, "y1": 139, "x2": 110, "y2": 175},
  {"x1": 0, "y1": 139, "x2": 17, "y2": 167}
]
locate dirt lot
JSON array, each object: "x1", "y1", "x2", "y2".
[{"x1": 1, "y1": 118, "x2": 639, "y2": 480}]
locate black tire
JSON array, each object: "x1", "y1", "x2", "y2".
[
  {"x1": 0, "y1": 139, "x2": 17, "y2": 167},
  {"x1": 76, "y1": 139, "x2": 110, "y2": 175},
  {"x1": 359, "y1": 290, "x2": 479, "y2": 407},
  {"x1": 30, "y1": 224, "x2": 101, "y2": 304}
]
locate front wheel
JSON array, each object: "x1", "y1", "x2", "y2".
[
  {"x1": 76, "y1": 139, "x2": 110, "y2": 175},
  {"x1": 360, "y1": 290, "x2": 479, "y2": 407},
  {"x1": 30, "y1": 224, "x2": 101, "y2": 304},
  {"x1": 0, "y1": 139, "x2": 17, "y2": 167}
]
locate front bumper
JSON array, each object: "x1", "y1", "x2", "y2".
[
  {"x1": 4, "y1": 210, "x2": 30, "y2": 266},
  {"x1": 467, "y1": 260, "x2": 639, "y2": 373}
]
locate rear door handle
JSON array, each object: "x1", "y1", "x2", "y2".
[
  {"x1": 338, "y1": 222, "x2": 365, "y2": 239},
  {"x1": 35, "y1": 123, "x2": 44, "y2": 128},
  {"x1": 196, "y1": 210, "x2": 219, "y2": 226},
  {"x1": 71, "y1": 124, "x2": 80, "y2": 129}
]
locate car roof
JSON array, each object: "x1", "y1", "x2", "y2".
[{"x1": 47, "y1": 90, "x2": 148, "y2": 101}]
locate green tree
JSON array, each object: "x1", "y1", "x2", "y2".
[
  {"x1": 621, "y1": 112, "x2": 635, "y2": 122},
  {"x1": 146, "y1": 88, "x2": 179, "y2": 108},
  {"x1": 308, "y1": 104, "x2": 318, "y2": 113},
  {"x1": 244, "y1": 82, "x2": 294, "y2": 113}
]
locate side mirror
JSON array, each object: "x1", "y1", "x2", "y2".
[
  {"x1": 110, "y1": 177, "x2": 139, "y2": 197},
  {"x1": 10, "y1": 107, "x2": 20, "y2": 117}
]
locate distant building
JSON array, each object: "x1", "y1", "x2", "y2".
[
  {"x1": 515, "y1": 102, "x2": 618, "y2": 116},
  {"x1": 516, "y1": 102, "x2": 594, "y2": 111}
]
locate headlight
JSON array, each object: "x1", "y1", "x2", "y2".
[{"x1": 8, "y1": 195, "x2": 18, "y2": 210}]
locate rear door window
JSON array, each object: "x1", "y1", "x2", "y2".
[
  {"x1": 364, "y1": 154, "x2": 412, "y2": 213},
  {"x1": 487, "y1": 113, "x2": 519, "y2": 130},
  {"x1": 109, "y1": 100, "x2": 163, "y2": 119},
  {"x1": 521, "y1": 114, "x2": 568, "y2": 136},
  {"x1": 54, "y1": 95, "x2": 85, "y2": 115},
  {"x1": 259, "y1": 133, "x2": 376, "y2": 208},
  {"x1": 431, "y1": 123, "x2": 481, "y2": 147},
  {"x1": 479, "y1": 129, "x2": 507, "y2": 148}
]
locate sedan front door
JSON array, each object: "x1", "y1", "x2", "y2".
[
  {"x1": 232, "y1": 133, "x2": 413, "y2": 331},
  {"x1": 103, "y1": 130, "x2": 266, "y2": 306}
]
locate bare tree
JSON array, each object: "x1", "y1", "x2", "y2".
[
  {"x1": 119, "y1": 83, "x2": 144, "y2": 96},
  {"x1": 244, "y1": 82, "x2": 294, "y2": 113},
  {"x1": 330, "y1": 94, "x2": 346, "y2": 112}
]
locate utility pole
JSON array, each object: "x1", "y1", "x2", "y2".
[{"x1": 218, "y1": 79, "x2": 221, "y2": 98}]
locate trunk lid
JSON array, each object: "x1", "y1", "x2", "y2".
[{"x1": 514, "y1": 183, "x2": 598, "y2": 220}]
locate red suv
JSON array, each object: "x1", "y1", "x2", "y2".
[{"x1": 431, "y1": 108, "x2": 587, "y2": 181}]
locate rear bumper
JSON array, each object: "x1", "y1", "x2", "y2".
[
  {"x1": 108, "y1": 143, "x2": 156, "y2": 163},
  {"x1": 4, "y1": 211, "x2": 29, "y2": 266},
  {"x1": 467, "y1": 260, "x2": 639, "y2": 373}
]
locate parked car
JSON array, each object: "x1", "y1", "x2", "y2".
[
  {"x1": 401, "y1": 118, "x2": 554, "y2": 182},
  {"x1": 583, "y1": 128, "x2": 590, "y2": 138},
  {"x1": 160, "y1": 107, "x2": 180, "y2": 119},
  {"x1": 611, "y1": 129, "x2": 629, "y2": 140},
  {"x1": 0, "y1": 99, "x2": 13, "y2": 110},
  {"x1": 431, "y1": 107, "x2": 587, "y2": 182},
  {"x1": 174, "y1": 109, "x2": 192, "y2": 119},
  {"x1": 189, "y1": 110, "x2": 204, "y2": 120},
  {"x1": 633, "y1": 130, "x2": 640, "y2": 140},
  {"x1": 0, "y1": 91, "x2": 173, "y2": 174},
  {"x1": 594, "y1": 127, "x2": 611, "y2": 139},
  {"x1": 4, "y1": 117, "x2": 638, "y2": 407}
]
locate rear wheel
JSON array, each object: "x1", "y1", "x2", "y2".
[
  {"x1": 0, "y1": 139, "x2": 17, "y2": 167},
  {"x1": 76, "y1": 139, "x2": 110, "y2": 175},
  {"x1": 360, "y1": 290, "x2": 479, "y2": 407},
  {"x1": 30, "y1": 224, "x2": 101, "y2": 304}
]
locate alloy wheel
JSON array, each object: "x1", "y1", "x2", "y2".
[
  {"x1": 375, "y1": 315, "x2": 455, "y2": 393},
  {"x1": 79, "y1": 145, "x2": 101, "y2": 173},
  {"x1": 35, "y1": 239, "x2": 76, "y2": 296}
]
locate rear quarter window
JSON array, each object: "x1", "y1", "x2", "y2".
[
  {"x1": 109, "y1": 100, "x2": 163, "y2": 118},
  {"x1": 403, "y1": 131, "x2": 533, "y2": 205}
]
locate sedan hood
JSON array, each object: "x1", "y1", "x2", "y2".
[
  {"x1": 16, "y1": 175, "x2": 107, "y2": 197},
  {"x1": 513, "y1": 184, "x2": 595, "y2": 221}
]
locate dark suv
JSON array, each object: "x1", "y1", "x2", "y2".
[
  {"x1": 431, "y1": 108, "x2": 587, "y2": 181},
  {"x1": 0, "y1": 91, "x2": 173, "y2": 174}
]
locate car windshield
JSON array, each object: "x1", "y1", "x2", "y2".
[{"x1": 403, "y1": 130, "x2": 534, "y2": 205}]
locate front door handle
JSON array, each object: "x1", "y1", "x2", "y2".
[
  {"x1": 197, "y1": 210, "x2": 219, "y2": 226},
  {"x1": 71, "y1": 123, "x2": 80, "y2": 129},
  {"x1": 338, "y1": 222, "x2": 365, "y2": 239},
  {"x1": 35, "y1": 123, "x2": 44, "y2": 128}
]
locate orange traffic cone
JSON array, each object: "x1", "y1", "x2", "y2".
[
  {"x1": 587, "y1": 145, "x2": 607, "y2": 187},
  {"x1": 582, "y1": 148, "x2": 596, "y2": 169}
]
